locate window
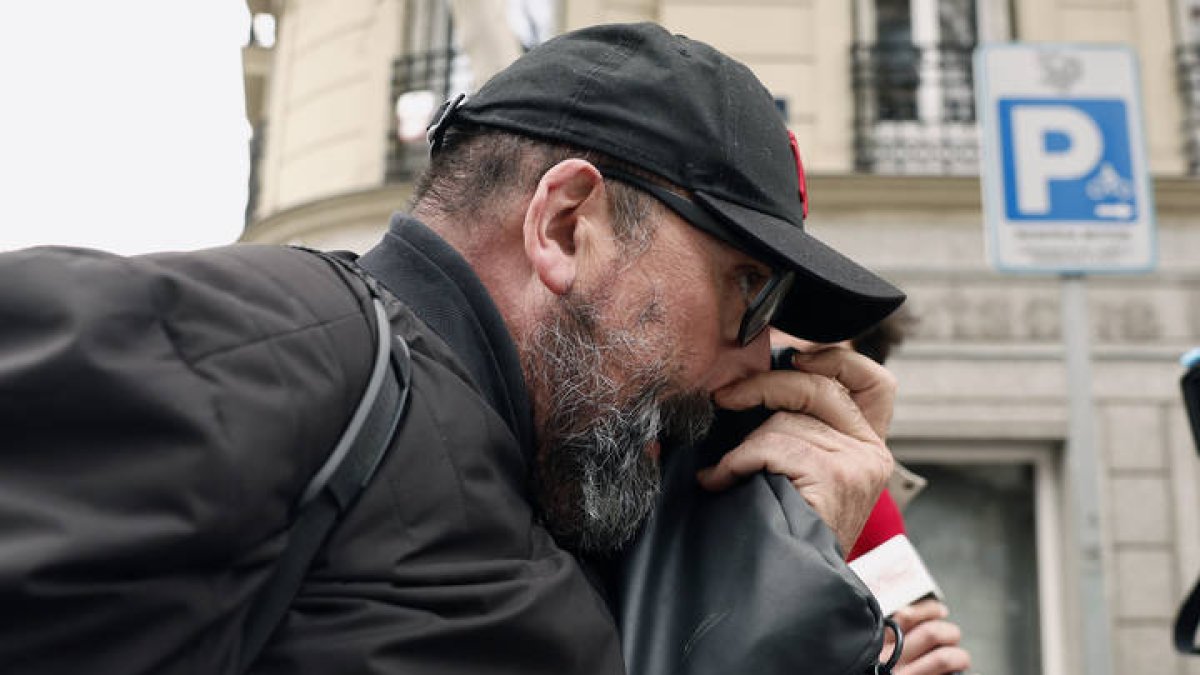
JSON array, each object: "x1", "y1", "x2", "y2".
[
  {"x1": 893, "y1": 441, "x2": 1067, "y2": 675},
  {"x1": 386, "y1": 0, "x2": 470, "y2": 181},
  {"x1": 386, "y1": 0, "x2": 557, "y2": 182},
  {"x1": 853, "y1": 0, "x2": 992, "y2": 174},
  {"x1": 1179, "y1": 0, "x2": 1200, "y2": 174}
]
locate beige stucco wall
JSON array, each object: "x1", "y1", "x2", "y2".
[
  {"x1": 657, "y1": 1, "x2": 856, "y2": 173},
  {"x1": 563, "y1": 1, "x2": 857, "y2": 172},
  {"x1": 255, "y1": 0, "x2": 402, "y2": 221}
]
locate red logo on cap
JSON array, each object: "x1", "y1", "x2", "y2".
[{"x1": 787, "y1": 130, "x2": 808, "y2": 220}]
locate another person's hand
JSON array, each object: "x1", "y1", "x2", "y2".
[
  {"x1": 696, "y1": 340, "x2": 895, "y2": 553},
  {"x1": 881, "y1": 598, "x2": 972, "y2": 675}
]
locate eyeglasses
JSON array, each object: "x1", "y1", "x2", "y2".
[{"x1": 596, "y1": 165, "x2": 795, "y2": 347}]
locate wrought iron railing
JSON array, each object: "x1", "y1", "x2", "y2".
[
  {"x1": 385, "y1": 47, "x2": 465, "y2": 182},
  {"x1": 852, "y1": 42, "x2": 979, "y2": 175},
  {"x1": 1178, "y1": 43, "x2": 1200, "y2": 175}
]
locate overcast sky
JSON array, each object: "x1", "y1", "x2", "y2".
[{"x1": 0, "y1": 1, "x2": 251, "y2": 255}]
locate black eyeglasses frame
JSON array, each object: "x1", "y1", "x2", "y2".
[{"x1": 595, "y1": 165, "x2": 795, "y2": 346}]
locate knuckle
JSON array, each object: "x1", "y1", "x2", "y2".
[
  {"x1": 932, "y1": 647, "x2": 970, "y2": 672},
  {"x1": 815, "y1": 374, "x2": 852, "y2": 404},
  {"x1": 751, "y1": 426, "x2": 795, "y2": 453},
  {"x1": 891, "y1": 607, "x2": 916, "y2": 630},
  {"x1": 827, "y1": 459, "x2": 849, "y2": 486},
  {"x1": 873, "y1": 364, "x2": 898, "y2": 393},
  {"x1": 877, "y1": 450, "x2": 895, "y2": 479}
]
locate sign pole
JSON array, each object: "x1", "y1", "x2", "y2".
[
  {"x1": 1061, "y1": 272, "x2": 1112, "y2": 675},
  {"x1": 977, "y1": 44, "x2": 1154, "y2": 672}
]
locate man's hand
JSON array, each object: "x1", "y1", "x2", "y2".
[
  {"x1": 881, "y1": 599, "x2": 972, "y2": 675},
  {"x1": 695, "y1": 343, "x2": 896, "y2": 554}
]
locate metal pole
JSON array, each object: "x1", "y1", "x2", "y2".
[{"x1": 1061, "y1": 273, "x2": 1112, "y2": 675}]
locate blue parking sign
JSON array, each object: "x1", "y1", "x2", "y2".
[
  {"x1": 975, "y1": 44, "x2": 1155, "y2": 273},
  {"x1": 999, "y1": 99, "x2": 1136, "y2": 223}
]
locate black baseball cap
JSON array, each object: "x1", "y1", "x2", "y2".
[{"x1": 429, "y1": 22, "x2": 904, "y2": 342}]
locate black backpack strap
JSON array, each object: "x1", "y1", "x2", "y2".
[{"x1": 238, "y1": 296, "x2": 412, "y2": 672}]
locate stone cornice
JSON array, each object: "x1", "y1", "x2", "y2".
[
  {"x1": 807, "y1": 174, "x2": 983, "y2": 211},
  {"x1": 241, "y1": 184, "x2": 412, "y2": 244},
  {"x1": 807, "y1": 173, "x2": 1200, "y2": 215}
]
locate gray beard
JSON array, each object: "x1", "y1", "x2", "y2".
[{"x1": 522, "y1": 290, "x2": 714, "y2": 555}]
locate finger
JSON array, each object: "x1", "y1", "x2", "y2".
[
  {"x1": 787, "y1": 346, "x2": 897, "y2": 438},
  {"x1": 895, "y1": 620, "x2": 963, "y2": 666},
  {"x1": 768, "y1": 328, "x2": 822, "y2": 354},
  {"x1": 695, "y1": 414, "x2": 829, "y2": 491},
  {"x1": 892, "y1": 598, "x2": 950, "y2": 633},
  {"x1": 787, "y1": 344, "x2": 889, "y2": 394},
  {"x1": 895, "y1": 646, "x2": 972, "y2": 675},
  {"x1": 714, "y1": 370, "x2": 877, "y2": 443}
]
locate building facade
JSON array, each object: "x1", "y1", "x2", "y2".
[{"x1": 241, "y1": 1, "x2": 1200, "y2": 673}]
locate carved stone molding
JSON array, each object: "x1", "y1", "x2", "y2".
[
  {"x1": 807, "y1": 174, "x2": 1200, "y2": 217},
  {"x1": 900, "y1": 281, "x2": 1200, "y2": 345},
  {"x1": 241, "y1": 184, "x2": 412, "y2": 248}
]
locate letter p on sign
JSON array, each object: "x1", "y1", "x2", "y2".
[
  {"x1": 1011, "y1": 106, "x2": 1102, "y2": 215},
  {"x1": 998, "y1": 98, "x2": 1136, "y2": 223}
]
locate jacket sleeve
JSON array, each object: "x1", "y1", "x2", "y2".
[
  {"x1": 0, "y1": 245, "x2": 374, "y2": 674},
  {"x1": 616, "y1": 407, "x2": 885, "y2": 675}
]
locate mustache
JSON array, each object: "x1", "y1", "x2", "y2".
[{"x1": 549, "y1": 372, "x2": 714, "y2": 452}]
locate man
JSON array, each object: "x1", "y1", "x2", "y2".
[{"x1": 0, "y1": 23, "x2": 903, "y2": 674}]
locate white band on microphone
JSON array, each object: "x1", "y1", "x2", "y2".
[{"x1": 848, "y1": 534, "x2": 943, "y2": 617}]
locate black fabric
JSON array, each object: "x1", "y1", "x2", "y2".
[
  {"x1": 1176, "y1": 359, "x2": 1200, "y2": 654},
  {"x1": 360, "y1": 214, "x2": 535, "y2": 456},
  {"x1": 1176, "y1": 577, "x2": 1200, "y2": 655},
  {"x1": 443, "y1": 22, "x2": 905, "y2": 342},
  {"x1": 615, "y1": 407, "x2": 886, "y2": 675},
  {"x1": 0, "y1": 240, "x2": 624, "y2": 675},
  {"x1": 239, "y1": 295, "x2": 413, "y2": 671},
  {"x1": 0, "y1": 245, "x2": 376, "y2": 673}
]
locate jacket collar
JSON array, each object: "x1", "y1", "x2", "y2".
[{"x1": 358, "y1": 213, "x2": 536, "y2": 462}]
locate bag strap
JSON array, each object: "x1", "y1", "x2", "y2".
[{"x1": 237, "y1": 296, "x2": 412, "y2": 672}]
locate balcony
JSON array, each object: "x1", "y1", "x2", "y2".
[
  {"x1": 386, "y1": 47, "x2": 469, "y2": 183},
  {"x1": 852, "y1": 42, "x2": 978, "y2": 175},
  {"x1": 242, "y1": 9, "x2": 275, "y2": 134},
  {"x1": 1179, "y1": 43, "x2": 1200, "y2": 175},
  {"x1": 246, "y1": 122, "x2": 266, "y2": 226}
]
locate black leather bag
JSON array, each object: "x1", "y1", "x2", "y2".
[{"x1": 616, "y1": 408, "x2": 890, "y2": 675}]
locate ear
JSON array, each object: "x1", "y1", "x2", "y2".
[{"x1": 522, "y1": 159, "x2": 608, "y2": 296}]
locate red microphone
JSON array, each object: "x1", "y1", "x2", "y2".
[
  {"x1": 847, "y1": 490, "x2": 943, "y2": 617},
  {"x1": 848, "y1": 489, "x2": 905, "y2": 562}
]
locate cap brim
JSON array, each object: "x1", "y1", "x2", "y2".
[{"x1": 694, "y1": 192, "x2": 906, "y2": 343}]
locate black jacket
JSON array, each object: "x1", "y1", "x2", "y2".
[{"x1": 0, "y1": 216, "x2": 623, "y2": 674}]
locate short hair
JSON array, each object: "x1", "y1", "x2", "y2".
[{"x1": 411, "y1": 123, "x2": 658, "y2": 250}]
